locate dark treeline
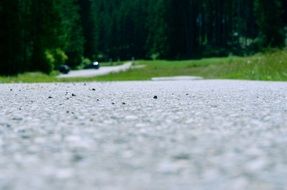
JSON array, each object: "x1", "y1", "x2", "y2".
[
  {"x1": 0, "y1": 0, "x2": 286, "y2": 75},
  {"x1": 0, "y1": 0, "x2": 84, "y2": 75}
]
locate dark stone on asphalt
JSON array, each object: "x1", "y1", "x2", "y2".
[{"x1": 72, "y1": 154, "x2": 84, "y2": 162}]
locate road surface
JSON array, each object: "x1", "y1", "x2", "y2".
[
  {"x1": 0, "y1": 80, "x2": 287, "y2": 190},
  {"x1": 58, "y1": 62, "x2": 132, "y2": 78}
]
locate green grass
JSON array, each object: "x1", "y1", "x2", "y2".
[
  {"x1": 96, "y1": 50, "x2": 287, "y2": 81},
  {"x1": 0, "y1": 72, "x2": 60, "y2": 83},
  {"x1": 1, "y1": 50, "x2": 287, "y2": 83}
]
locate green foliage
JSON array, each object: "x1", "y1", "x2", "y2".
[
  {"x1": 77, "y1": 57, "x2": 92, "y2": 69},
  {"x1": 44, "y1": 50, "x2": 56, "y2": 67},
  {"x1": 77, "y1": 0, "x2": 96, "y2": 58},
  {"x1": 1, "y1": 0, "x2": 287, "y2": 76},
  {"x1": 254, "y1": 0, "x2": 285, "y2": 48},
  {"x1": 54, "y1": 49, "x2": 68, "y2": 66},
  {"x1": 95, "y1": 50, "x2": 287, "y2": 81},
  {"x1": 0, "y1": 0, "x2": 84, "y2": 75},
  {"x1": 91, "y1": 0, "x2": 270, "y2": 60},
  {"x1": 2, "y1": 50, "x2": 286, "y2": 83},
  {"x1": 146, "y1": 0, "x2": 169, "y2": 59},
  {"x1": 59, "y1": 0, "x2": 84, "y2": 68},
  {"x1": 46, "y1": 49, "x2": 68, "y2": 67},
  {"x1": 0, "y1": 0, "x2": 31, "y2": 75}
]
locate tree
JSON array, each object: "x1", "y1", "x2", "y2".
[
  {"x1": 146, "y1": 0, "x2": 169, "y2": 59},
  {"x1": 0, "y1": 0, "x2": 31, "y2": 75},
  {"x1": 254, "y1": 0, "x2": 285, "y2": 48},
  {"x1": 29, "y1": 0, "x2": 66, "y2": 73},
  {"x1": 59, "y1": 0, "x2": 84, "y2": 68},
  {"x1": 77, "y1": 0, "x2": 96, "y2": 58},
  {"x1": 1, "y1": 0, "x2": 286, "y2": 76}
]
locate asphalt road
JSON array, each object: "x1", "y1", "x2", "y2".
[
  {"x1": 58, "y1": 62, "x2": 132, "y2": 78},
  {"x1": 0, "y1": 80, "x2": 287, "y2": 190}
]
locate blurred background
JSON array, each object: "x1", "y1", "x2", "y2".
[{"x1": 0, "y1": 0, "x2": 286, "y2": 81}]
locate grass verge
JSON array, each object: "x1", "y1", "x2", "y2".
[
  {"x1": 96, "y1": 50, "x2": 287, "y2": 81},
  {"x1": 1, "y1": 50, "x2": 286, "y2": 83}
]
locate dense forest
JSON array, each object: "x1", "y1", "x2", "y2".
[{"x1": 0, "y1": 0, "x2": 287, "y2": 75}]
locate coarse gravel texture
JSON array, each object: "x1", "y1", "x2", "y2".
[{"x1": 0, "y1": 80, "x2": 287, "y2": 190}]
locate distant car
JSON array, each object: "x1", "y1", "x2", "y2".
[
  {"x1": 84, "y1": 61, "x2": 100, "y2": 70},
  {"x1": 58, "y1": 64, "x2": 70, "y2": 74}
]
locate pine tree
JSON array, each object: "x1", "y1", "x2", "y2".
[
  {"x1": 59, "y1": 0, "x2": 84, "y2": 68},
  {"x1": 0, "y1": 0, "x2": 31, "y2": 75},
  {"x1": 77, "y1": 0, "x2": 96, "y2": 59},
  {"x1": 254, "y1": 0, "x2": 285, "y2": 48}
]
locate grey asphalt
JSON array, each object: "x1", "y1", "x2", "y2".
[
  {"x1": 58, "y1": 62, "x2": 132, "y2": 78},
  {"x1": 0, "y1": 80, "x2": 287, "y2": 190}
]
